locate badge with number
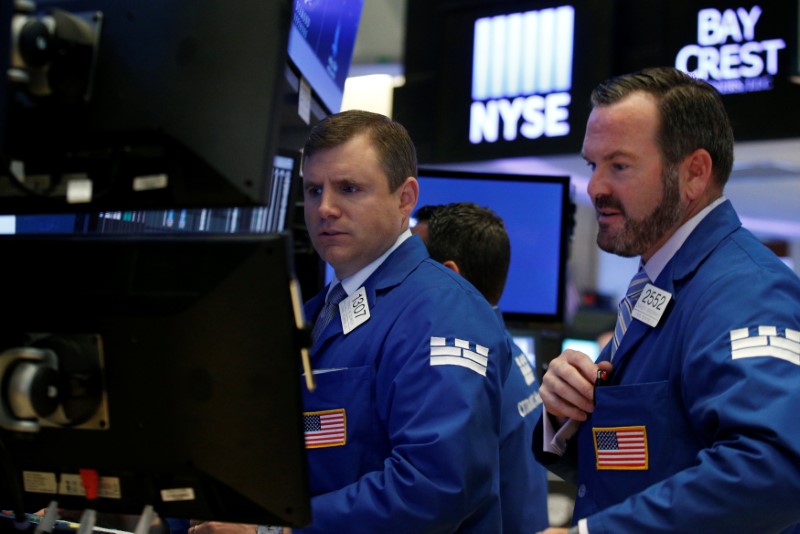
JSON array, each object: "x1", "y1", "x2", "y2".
[
  {"x1": 632, "y1": 283, "x2": 672, "y2": 327},
  {"x1": 339, "y1": 286, "x2": 370, "y2": 334}
]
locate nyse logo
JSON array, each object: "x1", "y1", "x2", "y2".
[
  {"x1": 675, "y1": 5, "x2": 786, "y2": 94},
  {"x1": 470, "y1": 6, "x2": 575, "y2": 145}
]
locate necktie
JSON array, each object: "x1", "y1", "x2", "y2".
[
  {"x1": 610, "y1": 267, "x2": 650, "y2": 361},
  {"x1": 311, "y1": 283, "x2": 347, "y2": 343}
]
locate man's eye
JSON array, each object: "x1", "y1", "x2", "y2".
[
  {"x1": 306, "y1": 186, "x2": 322, "y2": 196},
  {"x1": 342, "y1": 185, "x2": 358, "y2": 193}
]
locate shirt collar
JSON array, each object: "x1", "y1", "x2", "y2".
[
  {"x1": 328, "y1": 229, "x2": 413, "y2": 298},
  {"x1": 643, "y1": 196, "x2": 726, "y2": 281}
]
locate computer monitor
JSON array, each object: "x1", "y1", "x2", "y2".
[
  {"x1": 0, "y1": 0, "x2": 292, "y2": 214},
  {"x1": 287, "y1": 0, "x2": 365, "y2": 115},
  {"x1": 414, "y1": 167, "x2": 574, "y2": 325},
  {"x1": 90, "y1": 150, "x2": 301, "y2": 235},
  {"x1": 0, "y1": 233, "x2": 311, "y2": 527},
  {"x1": 0, "y1": 2, "x2": 315, "y2": 526}
]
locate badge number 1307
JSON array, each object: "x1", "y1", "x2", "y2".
[{"x1": 340, "y1": 286, "x2": 371, "y2": 335}]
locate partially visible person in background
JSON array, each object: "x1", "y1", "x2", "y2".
[
  {"x1": 410, "y1": 203, "x2": 440, "y2": 243},
  {"x1": 414, "y1": 202, "x2": 550, "y2": 534}
]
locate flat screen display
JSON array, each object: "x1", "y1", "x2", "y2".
[
  {"x1": 415, "y1": 168, "x2": 572, "y2": 324},
  {"x1": 0, "y1": 152, "x2": 298, "y2": 238},
  {"x1": 612, "y1": 0, "x2": 800, "y2": 142},
  {"x1": 395, "y1": 0, "x2": 800, "y2": 165},
  {"x1": 0, "y1": 233, "x2": 311, "y2": 526},
  {"x1": 0, "y1": 0, "x2": 293, "y2": 213},
  {"x1": 0, "y1": 213, "x2": 89, "y2": 234},
  {"x1": 90, "y1": 152, "x2": 300, "y2": 235},
  {"x1": 287, "y1": 0, "x2": 365, "y2": 114}
]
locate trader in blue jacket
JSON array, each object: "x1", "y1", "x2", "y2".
[
  {"x1": 534, "y1": 67, "x2": 800, "y2": 534},
  {"x1": 416, "y1": 202, "x2": 550, "y2": 534},
  {"x1": 296, "y1": 110, "x2": 510, "y2": 532}
]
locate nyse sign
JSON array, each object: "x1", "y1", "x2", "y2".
[
  {"x1": 469, "y1": 6, "x2": 575, "y2": 145},
  {"x1": 675, "y1": 5, "x2": 786, "y2": 94}
]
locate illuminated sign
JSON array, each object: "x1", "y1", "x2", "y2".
[
  {"x1": 395, "y1": 0, "x2": 798, "y2": 162},
  {"x1": 675, "y1": 5, "x2": 787, "y2": 94},
  {"x1": 469, "y1": 6, "x2": 575, "y2": 144}
]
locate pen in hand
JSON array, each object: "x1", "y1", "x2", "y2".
[{"x1": 593, "y1": 368, "x2": 609, "y2": 407}]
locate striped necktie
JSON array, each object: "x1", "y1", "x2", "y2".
[
  {"x1": 311, "y1": 283, "x2": 347, "y2": 343},
  {"x1": 610, "y1": 267, "x2": 650, "y2": 361}
]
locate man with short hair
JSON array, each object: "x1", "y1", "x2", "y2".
[
  {"x1": 416, "y1": 202, "x2": 550, "y2": 534},
  {"x1": 534, "y1": 67, "x2": 800, "y2": 534},
  {"x1": 297, "y1": 110, "x2": 510, "y2": 532}
]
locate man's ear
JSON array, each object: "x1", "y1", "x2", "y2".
[
  {"x1": 442, "y1": 260, "x2": 461, "y2": 274},
  {"x1": 398, "y1": 177, "x2": 419, "y2": 218},
  {"x1": 682, "y1": 148, "x2": 714, "y2": 201}
]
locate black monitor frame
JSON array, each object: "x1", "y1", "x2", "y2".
[
  {"x1": 0, "y1": 233, "x2": 311, "y2": 527},
  {"x1": 285, "y1": 0, "x2": 365, "y2": 116},
  {"x1": 415, "y1": 167, "x2": 574, "y2": 326},
  {"x1": 86, "y1": 148, "x2": 302, "y2": 236},
  {"x1": 0, "y1": 0, "x2": 293, "y2": 214}
]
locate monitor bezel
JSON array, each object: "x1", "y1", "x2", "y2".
[
  {"x1": 0, "y1": 233, "x2": 312, "y2": 526},
  {"x1": 0, "y1": 0, "x2": 293, "y2": 214},
  {"x1": 416, "y1": 166, "x2": 573, "y2": 326}
]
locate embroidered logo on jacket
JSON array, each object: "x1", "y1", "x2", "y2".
[
  {"x1": 730, "y1": 326, "x2": 800, "y2": 366},
  {"x1": 429, "y1": 337, "x2": 489, "y2": 376},
  {"x1": 304, "y1": 409, "x2": 346, "y2": 449},
  {"x1": 514, "y1": 353, "x2": 536, "y2": 385},
  {"x1": 593, "y1": 426, "x2": 648, "y2": 470}
]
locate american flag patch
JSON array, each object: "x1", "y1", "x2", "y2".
[
  {"x1": 304, "y1": 409, "x2": 346, "y2": 449},
  {"x1": 593, "y1": 426, "x2": 648, "y2": 470},
  {"x1": 730, "y1": 326, "x2": 800, "y2": 366},
  {"x1": 429, "y1": 337, "x2": 489, "y2": 376}
]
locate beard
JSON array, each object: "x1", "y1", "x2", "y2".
[{"x1": 595, "y1": 164, "x2": 685, "y2": 257}]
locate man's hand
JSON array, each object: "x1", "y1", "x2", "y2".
[{"x1": 540, "y1": 350, "x2": 613, "y2": 422}]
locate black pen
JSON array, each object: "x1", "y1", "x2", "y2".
[{"x1": 594, "y1": 369, "x2": 608, "y2": 407}]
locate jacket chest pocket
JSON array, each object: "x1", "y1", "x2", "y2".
[
  {"x1": 574, "y1": 380, "x2": 697, "y2": 511},
  {"x1": 302, "y1": 365, "x2": 382, "y2": 494}
]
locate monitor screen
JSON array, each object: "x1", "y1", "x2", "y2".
[
  {"x1": 91, "y1": 150, "x2": 300, "y2": 235},
  {"x1": 287, "y1": 0, "x2": 365, "y2": 114},
  {"x1": 0, "y1": 150, "x2": 299, "y2": 237},
  {"x1": 0, "y1": 213, "x2": 90, "y2": 235},
  {"x1": 415, "y1": 168, "x2": 572, "y2": 324},
  {"x1": 0, "y1": 0, "x2": 292, "y2": 214},
  {"x1": 0, "y1": 233, "x2": 311, "y2": 527}
]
